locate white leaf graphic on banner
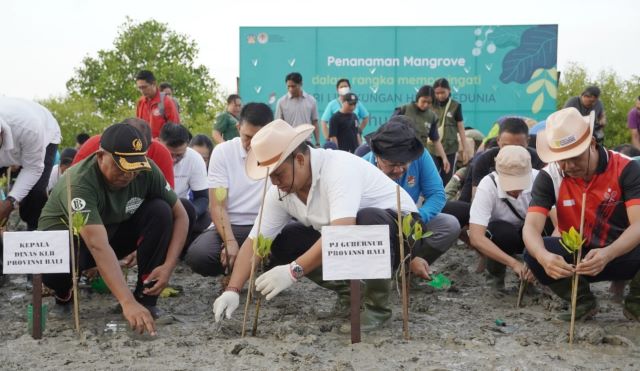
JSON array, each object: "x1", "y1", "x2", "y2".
[
  {"x1": 288, "y1": 58, "x2": 296, "y2": 67},
  {"x1": 254, "y1": 86, "x2": 262, "y2": 94}
]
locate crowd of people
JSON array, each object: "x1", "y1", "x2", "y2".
[{"x1": 1, "y1": 69, "x2": 640, "y2": 337}]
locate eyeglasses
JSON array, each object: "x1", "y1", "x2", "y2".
[{"x1": 377, "y1": 157, "x2": 410, "y2": 171}]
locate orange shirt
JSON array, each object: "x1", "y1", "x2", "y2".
[{"x1": 136, "y1": 90, "x2": 180, "y2": 138}]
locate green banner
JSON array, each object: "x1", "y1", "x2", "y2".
[{"x1": 240, "y1": 25, "x2": 558, "y2": 138}]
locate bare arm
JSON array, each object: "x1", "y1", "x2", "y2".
[
  {"x1": 433, "y1": 139, "x2": 450, "y2": 174},
  {"x1": 359, "y1": 116, "x2": 369, "y2": 133},
  {"x1": 80, "y1": 225, "x2": 156, "y2": 335},
  {"x1": 457, "y1": 121, "x2": 469, "y2": 165},
  {"x1": 321, "y1": 120, "x2": 330, "y2": 141},
  {"x1": 210, "y1": 188, "x2": 240, "y2": 268},
  {"x1": 631, "y1": 129, "x2": 640, "y2": 150},
  {"x1": 469, "y1": 223, "x2": 531, "y2": 280},
  {"x1": 523, "y1": 211, "x2": 573, "y2": 279},
  {"x1": 312, "y1": 119, "x2": 320, "y2": 146}
]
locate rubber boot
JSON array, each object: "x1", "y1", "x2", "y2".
[
  {"x1": 548, "y1": 276, "x2": 597, "y2": 322},
  {"x1": 305, "y1": 269, "x2": 351, "y2": 319},
  {"x1": 623, "y1": 271, "x2": 640, "y2": 321},
  {"x1": 361, "y1": 279, "x2": 392, "y2": 332},
  {"x1": 485, "y1": 258, "x2": 506, "y2": 291}
]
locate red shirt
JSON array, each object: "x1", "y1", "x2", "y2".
[
  {"x1": 136, "y1": 90, "x2": 181, "y2": 138},
  {"x1": 529, "y1": 148, "x2": 640, "y2": 248},
  {"x1": 72, "y1": 135, "x2": 175, "y2": 189}
]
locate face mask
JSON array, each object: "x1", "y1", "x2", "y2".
[{"x1": 338, "y1": 87, "x2": 350, "y2": 96}]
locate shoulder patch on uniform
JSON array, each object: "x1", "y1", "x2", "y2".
[{"x1": 71, "y1": 198, "x2": 86, "y2": 211}]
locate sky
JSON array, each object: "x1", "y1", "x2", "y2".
[{"x1": 1, "y1": 0, "x2": 637, "y2": 100}]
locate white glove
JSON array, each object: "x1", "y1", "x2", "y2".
[
  {"x1": 255, "y1": 264, "x2": 296, "y2": 300},
  {"x1": 212, "y1": 291, "x2": 240, "y2": 322}
]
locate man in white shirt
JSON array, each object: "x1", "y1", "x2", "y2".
[
  {"x1": 0, "y1": 98, "x2": 61, "y2": 278},
  {"x1": 158, "y1": 123, "x2": 209, "y2": 242},
  {"x1": 468, "y1": 145, "x2": 552, "y2": 290},
  {"x1": 185, "y1": 103, "x2": 274, "y2": 276},
  {"x1": 212, "y1": 119, "x2": 417, "y2": 331}
]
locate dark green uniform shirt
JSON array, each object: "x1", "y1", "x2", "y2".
[
  {"x1": 213, "y1": 111, "x2": 239, "y2": 140},
  {"x1": 38, "y1": 154, "x2": 177, "y2": 232}
]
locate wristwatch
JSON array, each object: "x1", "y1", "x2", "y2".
[
  {"x1": 5, "y1": 196, "x2": 18, "y2": 209},
  {"x1": 289, "y1": 261, "x2": 304, "y2": 280}
]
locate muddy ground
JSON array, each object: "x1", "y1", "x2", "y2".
[{"x1": 1, "y1": 243, "x2": 639, "y2": 370}]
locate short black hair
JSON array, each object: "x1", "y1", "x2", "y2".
[
  {"x1": 285, "y1": 72, "x2": 303, "y2": 84},
  {"x1": 159, "y1": 82, "x2": 173, "y2": 91},
  {"x1": 415, "y1": 85, "x2": 435, "y2": 102},
  {"x1": 135, "y1": 70, "x2": 156, "y2": 84},
  {"x1": 76, "y1": 133, "x2": 90, "y2": 145},
  {"x1": 582, "y1": 85, "x2": 601, "y2": 98},
  {"x1": 336, "y1": 78, "x2": 350, "y2": 89},
  {"x1": 614, "y1": 144, "x2": 640, "y2": 157},
  {"x1": 286, "y1": 141, "x2": 310, "y2": 161},
  {"x1": 227, "y1": 94, "x2": 241, "y2": 104},
  {"x1": 190, "y1": 134, "x2": 213, "y2": 153},
  {"x1": 499, "y1": 117, "x2": 529, "y2": 136},
  {"x1": 159, "y1": 123, "x2": 190, "y2": 147},
  {"x1": 433, "y1": 78, "x2": 450, "y2": 90},
  {"x1": 240, "y1": 102, "x2": 273, "y2": 127},
  {"x1": 60, "y1": 148, "x2": 77, "y2": 166}
]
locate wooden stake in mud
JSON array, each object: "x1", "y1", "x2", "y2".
[
  {"x1": 66, "y1": 174, "x2": 81, "y2": 334},
  {"x1": 396, "y1": 185, "x2": 409, "y2": 340},
  {"x1": 32, "y1": 274, "x2": 43, "y2": 339},
  {"x1": 350, "y1": 279, "x2": 361, "y2": 344},
  {"x1": 242, "y1": 168, "x2": 270, "y2": 337},
  {"x1": 569, "y1": 192, "x2": 587, "y2": 344}
]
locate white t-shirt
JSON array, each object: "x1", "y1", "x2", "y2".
[
  {"x1": 249, "y1": 148, "x2": 418, "y2": 239},
  {"x1": 47, "y1": 164, "x2": 61, "y2": 193},
  {"x1": 208, "y1": 137, "x2": 266, "y2": 225},
  {"x1": 173, "y1": 147, "x2": 208, "y2": 199},
  {"x1": 469, "y1": 169, "x2": 539, "y2": 228},
  {"x1": 0, "y1": 97, "x2": 62, "y2": 201}
]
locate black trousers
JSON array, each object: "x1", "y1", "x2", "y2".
[
  {"x1": 42, "y1": 198, "x2": 173, "y2": 306},
  {"x1": 524, "y1": 237, "x2": 640, "y2": 286},
  {"x1": 433, "y1": 153, "x2": 456, "y2": 186},
  {"x1": 269, "y1": 208, "x2": 401, "y2": 269},
  {"x1": 442, "y1": 200, "x2": 470, "y2": 228}
]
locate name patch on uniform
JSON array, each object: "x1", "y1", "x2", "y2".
[{"x1": 562, "y1": 199, "x2": 575, "y2": 207}]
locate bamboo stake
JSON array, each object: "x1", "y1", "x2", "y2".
[
  {"x1": 569, "y1": 192, "x2": 587, "y2": 344},
  {"x1": 65, "y1": 173, "x2": 81, "y2": 334},
  {"x1": 516, "y1": 263, "x2": 527, "y2": 308},
  {"x1": 396, "y1": 185, "x2": 409, "y2": 340},
  {"x1": 242, "y1": 168, "x2": 270, "y2": 337}
]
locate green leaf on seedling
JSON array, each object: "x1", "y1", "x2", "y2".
[
  {"x1": 412, "y1": 221, "x2": 423, "y2": 241},
  {"x1": 71, "y1": 211, "x2": 88, "y2": 236},
  {"x1": 0, "y1": 176, "x2": 7, "y2": 189},
  {"x1": 255, "y1": 234, "x2": 273, "y2": 258},
  {"x1": 559, "y1": 226, "x2": 584, "y2": 254},
  {"x1": 426, "y1": 273, "x2": 451, "y2": 290},
  {"x1": 402, "y1": 214, "x2": 413, "y2": 237},
  {"x1": 214, "y1": 187, "x2": 228, "y2": 203}
]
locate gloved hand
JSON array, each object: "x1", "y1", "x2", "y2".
[
  {"x1": 255, "y1": 264, "x2": 296, "y2": 300},
  {"x1": 212, "y1": 291, "x2": 239, "y2": 322}
]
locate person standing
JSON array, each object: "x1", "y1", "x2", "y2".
[
  {"x1": 135, "y1": 70, "x2": 181, "y2": 138},
  {"x1": 431, "y1": 78, "x2": 469, "y2": 184},
  {"x1": 275, "y1": 72, "x2": 320, "y2": 145},
  {"x1": 212, "y1": 95, "x2": 242, "y2": 145},
  {"x1": 328, "y1": 93, "x2": 361, "y2": 153},
  {"x1": 627, "y1": 96, "x2": 640, "y2": 150},
  {"x1": 320, "y1": 78, "x2": 369, "y2": 141},
  {"x1": 563, "y1": 86, "x2": 606, "y2": 144}
]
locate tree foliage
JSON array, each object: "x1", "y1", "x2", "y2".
[
  {"x1": 64, "y1": 17, "x2": 224, "y2": 137},
  {"x1": 557, "y1": 63, "x2": 640, "y2": 148}
]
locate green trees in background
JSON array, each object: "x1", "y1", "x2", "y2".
[
  {"x1": 43, "y1": 18, "x2": 224, "y2": 147},
  {"x1": 557, "y1": 63, "x2": 640, "y2": 148}
]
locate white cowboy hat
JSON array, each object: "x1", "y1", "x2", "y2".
[
  {"x1": 536, "y1": 107, "x2": 595, "y2": 163},
  {"x1": 245, "y1": 119, "x2": 314, "y2": 180}
]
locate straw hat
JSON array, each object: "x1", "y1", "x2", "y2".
[
  {"x1": 536, "y1": 107, "x2": 594, "y2": 163},
  {"x1": 245, "y1": 119, "x2": 314, "y2": 180}
]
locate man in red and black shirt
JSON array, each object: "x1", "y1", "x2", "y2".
[
  {"x1": 135, "y1": 70, "x2": 181, "y2": 138},
  {"x1": 523, "y1": 107, "x2": 640, "y2": 322}
]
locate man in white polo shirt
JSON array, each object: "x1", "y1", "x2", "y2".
[
  {"x1": 185, "y1": 103, "x2": 274, "y2": 276},
  {"x1": 158, "y1": 123, "x2": 209, "y2": 243},
  {"x1": 468, "y1": 145, "x2": 552, "y2": 291},
  {"x1": 212, "y1": 119, "x2": 417, "y2": 331}
]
